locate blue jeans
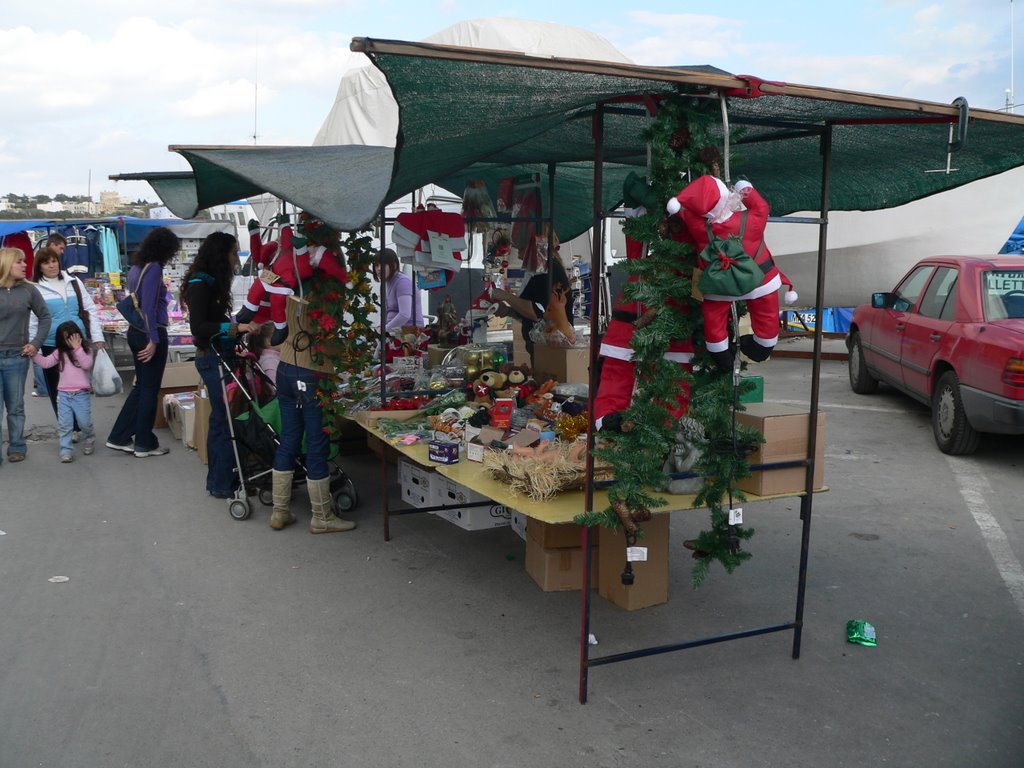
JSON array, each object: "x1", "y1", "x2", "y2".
[
  {"x1": 33, "y1": 363, "x2": 48, "y2": 395},
  {"x1": 274, "y1": 362, "x2": 329, "y2": 480},
  {"x1": 0, "y1": 349, "x2": 29, "y2": 461},
  {"x1": 58, "y1": 390, "x2": 95, "y2": 456},
  {"x1": 108, "y1": 328, "x2": 168, "y2": 451},
  {"x1": 195, "y1": 353, "x2": 237, "y2": 495}
]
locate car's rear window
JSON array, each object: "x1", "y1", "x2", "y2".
[{"x1": 984, "y1": 270, "x2": 1024, "y2": 320}]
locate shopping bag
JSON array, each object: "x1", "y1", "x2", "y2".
[
  {"x1": 697, "y1": 212, "x2": 764, "y2": 297},
  {"x1": 91, "y1": 348, "x2": 123, "y2": 396}
]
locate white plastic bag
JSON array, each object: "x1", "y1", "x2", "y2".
[{"x1": 91, "y1": 348, "x2": 123, "y2": 397}]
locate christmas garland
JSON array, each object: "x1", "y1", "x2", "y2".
[
  {"x1": 573, "y1": 93, "x2": 762, "y2": 587},
  {"x1": 301, "y1": 215, "x2": 378, "y2": 437}
]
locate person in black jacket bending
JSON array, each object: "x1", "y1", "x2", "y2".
[{"x1": 181, "y1": 232, "x2": 261, "y2": 499}]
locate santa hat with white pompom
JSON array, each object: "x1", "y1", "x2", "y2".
[{"x1": 779, "y1": 270, "x2": 798, "y2": 306}]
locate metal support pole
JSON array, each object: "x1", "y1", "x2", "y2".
[
  {"x1": 792, "y1": 123, "x2": 832, "y2": 659},
  {"x1": 579, "y1": 103, "x2": 605, "y2": 705}
]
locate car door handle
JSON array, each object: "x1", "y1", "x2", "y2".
[
  {"x1": 929, "y1": 333, "x2": 942, "y2": 341},
  {"x1": 896, "y1": 323, "x2": 905, "y2": 331}
]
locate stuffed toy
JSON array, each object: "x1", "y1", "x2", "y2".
[
  {"x1": 666, "y1": 175, "x2": 797, "y2": 370},
  {"x1": 593, "y1": 190, "x2": 697, "y2": 431},
  {"x1": 236, "y1": 214, "x2": 350, "y2": 345}
]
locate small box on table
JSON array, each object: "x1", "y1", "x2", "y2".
[
  {"x1": 532, "y1": 343, "x2": 589, "y2": 385},
  {"x1": 427, "y1": 440, "x2": 460, "y2": 464}
]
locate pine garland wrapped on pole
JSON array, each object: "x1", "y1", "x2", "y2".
[
  {"x1": 303, "y1": 222, "x2": 378, "y2": 438},
  {"x1": 574, "y1": 93, "x2": 761, "y2": 587}
]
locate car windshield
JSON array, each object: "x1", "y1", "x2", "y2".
[{"x1": 983, "y1": 269, "x2": 1024, "y2": 320}]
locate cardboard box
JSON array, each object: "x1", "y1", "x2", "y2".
[
  {"x1": 526, "y1": 519, "x2": 586, "y2": 550},
  {"x1": 155, "y1": 362, "x2": 201, "y2": 428},
  {"x1": 433, "y1": 477, "x2": 510, "y2": 530},
  {"x1": 399, "y1": 459, "x2": 435, "y2": 508},
  {"x1": 193, "y1": 386, "x2": 211, "y2": 465},
  {"x1": 533, "y1": 343, "x2": 589, "y2": 385},
  {"x1": 525, "y1": 537, "x2": 599, "y2": 591},
  {"x1": 734, "y1": 403, "x2": 826, "y2": 496},
  {"x1": 598, "y1": 514, "x2": 670, "y2": 610},
  {"x1": 427, "y1": 440, "x2": 460, "y2": 464},
  {"x1": 163, "y1": 392, "x2": 196, "y2": 445},
  {"x1": 509, "y1": 509, "x2": 528, "y2": 541}
]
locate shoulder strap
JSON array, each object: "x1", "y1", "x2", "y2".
[{"x1": 69, "y1": 277, "x2": 92, "y2": 336}]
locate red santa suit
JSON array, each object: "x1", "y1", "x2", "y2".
[
  {"x1": 593, "y1": 224, "x2": 696, "y2": 430},
  {"x1": 667, "y1": 176, "x2": 795, "y2": 370},
  {"x1": 236, "y1": 222, "x2": 349, "y2": 345}
]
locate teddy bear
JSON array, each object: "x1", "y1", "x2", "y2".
[{"x1": 666, "y1": 175, "x2": 796, "y2": 371}]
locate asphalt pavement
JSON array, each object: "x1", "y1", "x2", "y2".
[{"x1": 1, "y1": 356, "x2": 1022, "y2": 768}]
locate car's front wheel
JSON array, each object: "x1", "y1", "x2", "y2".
[
  {"x1": 932, "y1": 371, "x2": 980, "y2": 455},
  {"x1": 848, "y1": 332, "x2": 879, "y2": 394}
]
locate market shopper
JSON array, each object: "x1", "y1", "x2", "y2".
[
  {"x1": 373, "y1": 247, "x2": 424, "y2": 333},
  {"x1": 270, "y1": 297, "x2": 355, "y2": 534},
  {"x1": 490, "y1": 250, "x2": 574, "y2": 367},
  {"x1": 0, "y1": 247, "x2": 52, "y2": 465},
  {"x1": 180, "y1": 231, "x2": 261, "y2": 498},
  {"x1": 33, "y1": 321, "x2": 95, "y2": 463},
  {"x1": 106, "y1": 226, "x2": 180, "y2": 458},
  {"x1": 29, "y1": 246, "x2": 105, "y2": 431}
]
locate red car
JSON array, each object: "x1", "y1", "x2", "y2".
[{"x1": 846, "y1": 256, "x2": 1024, "y2": 454}]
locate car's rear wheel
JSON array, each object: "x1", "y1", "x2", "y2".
[
  {"x1": 932, "y1": 371, "x2": 980, "y2": 455},
  {"x1": 848, "y1": 333, "x2": 879, "y2": 394}
]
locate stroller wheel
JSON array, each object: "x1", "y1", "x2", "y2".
[
  {"x1": 332, "y1": 490, "x2": 357, "y2": 515},
  {"x1": 258, "y1": 488, "x2": 273, "y2": 507},
  {"x1": 229, "y1": 498, "x2": 252, "y2": 521}
]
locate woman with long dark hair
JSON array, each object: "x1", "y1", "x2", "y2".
[
  {"x1": 180, "y1": 231, "x2": 260, "y2": 498},
  {"x1": 106, "y1": 226, "x2": 180, "y2": 458}
]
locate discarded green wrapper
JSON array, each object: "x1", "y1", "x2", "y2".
[{"x1": 846, "y1": 619, "x2": 877, "y2": 647}]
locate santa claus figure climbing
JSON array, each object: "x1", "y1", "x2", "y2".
[
  {"x1": 593, "y1": 197, "x2": 697, "y2": 431},
  {"x1": 666, "y1": 175, "x2": 796, "y2": 370},
  {"x1": 236, "y1": 214, "x2": 349, "y2": 345}
]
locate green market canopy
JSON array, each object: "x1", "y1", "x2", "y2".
[{"x1": 120, "y1": 37, "x2": 1024, "y2": 238}]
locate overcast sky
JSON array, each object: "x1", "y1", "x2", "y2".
[{"x1": 1, "y1": 0, "x2": 1017, "y2": 201}]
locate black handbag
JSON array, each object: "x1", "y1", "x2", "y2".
[{"x1": 115, "y1": 263, "x2": 153, "y2": 331}]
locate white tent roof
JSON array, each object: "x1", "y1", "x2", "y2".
[{"x1": 313, "y1": 17, "x2": 633, "y2": 148}]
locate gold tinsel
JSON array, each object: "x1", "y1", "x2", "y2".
[{"x1": 555, "y1": 412, "x2": 589, "y2": 442}]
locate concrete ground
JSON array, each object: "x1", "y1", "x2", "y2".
[{"x1": 1, "y1": 357, "x2": 1022, "y2": 768}]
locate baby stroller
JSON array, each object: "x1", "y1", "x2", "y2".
[{"x1": 209, "y1": 341, "x2": 359, "y2": 521}]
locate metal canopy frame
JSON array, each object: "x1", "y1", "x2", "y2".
[{"x1": 575, "y1": 103, "x2": 833, "y2": 704}]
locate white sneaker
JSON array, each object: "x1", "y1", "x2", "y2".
[
  {"x1": 134, "y1": 445, "x2": 170, "y2": 458},
  {"x1": 60, "y1": 454, "x2": 73, "y2": 464},
  {"x1": 105, "y1": 441, "x2": 134, "y2": 453}
]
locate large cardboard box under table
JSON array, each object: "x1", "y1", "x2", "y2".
[
  {"x1": 525, "y1": 537, "x2": 599, "y2": 592},
  {"x1": 532, "y1": 343, "x2": 589, "y2": 385},
  {"x1": 734, "y1": 403, "x2": 825, "y2": 496},
  {"x1": 163, "y1": 392, "x2": 196, "y2": 447},
  {"x1": 193, "y1": 386, "x2": 211, "y2": 464},
  {"x1": 526, "y1": 519, "x2": 586, "y2": 549},
  {"x1": 433, "y1": 477, "x2": 510, "y2": 531},
  {"x1": 155, "y1": 362, "x2": 201, "y2": 428},
  {"x1": 598, "y1": 514, "x2": 670, "y2": 611}
]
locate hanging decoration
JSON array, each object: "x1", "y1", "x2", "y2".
[
  {"x1": 573, "y1": 92, "x2": 763, "y2": 587},
  {"x1": 305, "y1": 223, "x2": 378, "y2": 437}
]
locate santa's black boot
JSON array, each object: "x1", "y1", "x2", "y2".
[
  {"x1": 600, "y1": 412, "x2": 625, "y2": 432},
  {"x1": 270, "y1": 324, "x2": 289, "y2": 346},
  {"x1": 739, "y1": 334, "x2": 773, "y2": 362},
  {"x1": 235, "y1": 306, "x2": 255, "y2": 324},
  {"x1": 710, "y1": 347, "x2": 736, "y2": 372}
]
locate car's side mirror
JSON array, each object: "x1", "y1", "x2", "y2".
[{"x1": 871, "y1": 292, "x2": 892, "y2": 309}]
